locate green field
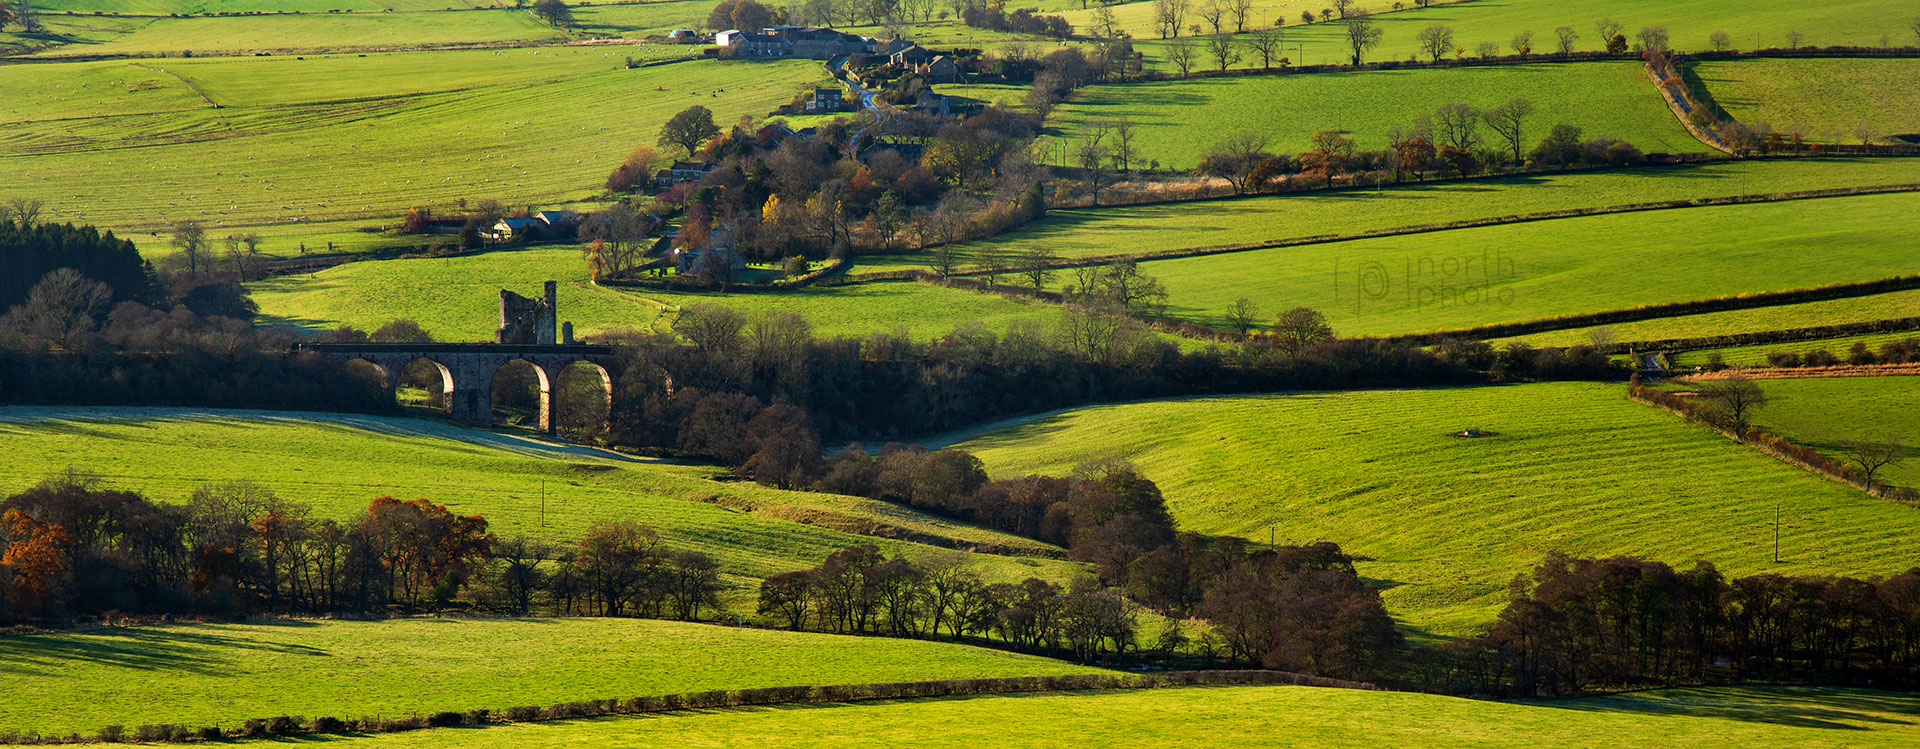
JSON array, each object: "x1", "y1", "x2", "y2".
[
  {"x1": 1071, "y1": 0, "x2": 1920, "y2": 73},
  {"x1": 249, "y1": 247, "x2": 1070, "y2": 341},
  {"x1": 0, "y1": 618, "x2": 1100, "y2": 736},
  {"x1": 1671, "y1": 331, "x2": 1920, "y2": 368},
  {"x1": 1691, "y1": 58, "x2": 1920, "y2": 143},
  {"x1": 945, "y1": 382, "x2": 1920, "y2": 633},
  {"x1": 1502, "y1": 288, "x2": 1920, "y2": 348},
  {"x1": 26, "y1": 9, "x2": 567, "y2": 57},
  {"x1": 1742, "y1": 375, "x2": 1920, "y2": 488},
  {"x1": 1048, "y1": 62, "x2": 1703, "y2": 167},
  {"x1": 1128, "y1": 190, "x2": 1920, "y2": 337},
  {"x1": 894, "y1": 158, "x2": 1920, "y2": 268},
  {"x1": 336, "y1": 685, "x2": 1920, "y2": 748},
  {"x1": 0, "y1": 55, "x2": 823, "y2": 240},
  {"x1": 0, "y1": 408, "x2": 1074, "y2": 590}
]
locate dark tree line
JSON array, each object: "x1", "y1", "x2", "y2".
[
  {"x1": 0, "y1": 473, "x2": 491, "y2": 622},
  {"x1": 0, "y1": 473, "x2": 729, "y2": 626},
  {"x1": 759, "y1": 545, "x2": 1139, "y2": 664},
  {"x1": 0, "y1": 221, "x2": 394, "y2": 412},
  {"x1": 603, "y1": 307, "x2": 1610, "y2": 446},
  {"x1": 1409, "y1": 554, "x2": 1920, "y2": 696},
  {"x1": 0, "y1": 219, "x2": 156, "y2": 312}
]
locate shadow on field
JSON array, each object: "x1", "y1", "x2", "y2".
[
  {"x1": 0, "y1": 622, "x2": 327, "y2": 677},
  {"x1": 1535, "y1": 687, "x2": 1920, "y2": 731}
]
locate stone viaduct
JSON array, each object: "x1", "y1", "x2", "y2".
[
  {"x1": 298, "y1": 342, "x2": 619, "y2": 432},
  {"x1": 296, "y1": 282, "x2": 618, "y2": 433}
]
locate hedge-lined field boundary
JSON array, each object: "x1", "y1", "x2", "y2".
[
  {"x1": 1597, "y1": 317, "x2": 1920, "y2": 357},
  {"x1": 0, "y1": 670, "x2": 1373, "y2": 745},
  {"x1": 848, "y1": 182, "x2": 1920, "y2": 289},
  {"x1": 1628, "y1": 380, "x2": 1918, "y2": 503},
  {"x1": 1397, "y1": 271, "x2": 1920, "y2": 346}
]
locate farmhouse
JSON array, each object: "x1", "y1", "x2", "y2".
[
  {"x1": 718, "y1": 26, "x2": 868, "y2": 59},
  {"x1": 921, "y1": 55, "x2": 962, "y2": 83},
  {"x1": 653, "y1": 160, "x2": 716, "y2": 190},
  {"x1": 674, "y1": 225, "x2": 747, "y2": 277},
  {"x1": 718, "y1": 30, "x2": 792, "y2": 57},
  {"x1": 807, "y1": 87, "x2": 849, "y2": 113},
  {"x1": 890, "y1": 45, "x2": 933, "y2": 67}
]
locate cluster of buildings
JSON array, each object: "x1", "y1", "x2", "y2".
[
  {"x1": 711, "y1": 27, "x2": 959, "y2": 83},
  {"x1": 713, "y1": 26, "x2": 873, "y2": 59}
]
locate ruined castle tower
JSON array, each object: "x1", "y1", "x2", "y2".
[{"x1": 496, "y1": 281, "x2": 558, "y2": 344}]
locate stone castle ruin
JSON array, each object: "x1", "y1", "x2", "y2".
[{"x1": 496, "y1": 280, "x2": 575, "y2": 344}]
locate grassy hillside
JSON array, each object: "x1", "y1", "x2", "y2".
[
  {"x1": 1132, "y1": 190, "x2": 1920, "y2": 337},
  {"x1": 1501, "y1": 288, "x2": 1920, "y2": 348},
  {"x1": 0, "y1": 56, "x2": 822, "y2": 238},
  {"x1": 946, "y1": 383, "x2": 1920, "y2": 633},
  {"x1": 0, "y1": 407, "x2": 1072, "y2": 586},
  {"x1": 1690, "y1": 58, "x2": 1920, "y2": 143},
  {"x1": 906, "y1": 157, "x2": 1920, "y2": 266},
  {"x1": 0, "y1": 618, "x2": 1101, "y2": 736},
  {"x1": 1744, "y1": 375, "x2": 1920, "y2": 487},
  {"x1": 248, "y1": 247, "x2": 1065, "y2": 341},
  {"x1": 27, "y1": 9, "x2": 567, "y2": 57},
  {"x1": 1076, "y1": 0, "x2": 1920, "y2": 73},
  {"x1": 345, "y1": 684, "x2": 1920, "y2": 747},
  {"x1": 1048, "y1": 62, "x2": 1702, "y2": 167}
]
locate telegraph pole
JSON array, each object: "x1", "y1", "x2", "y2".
[{"x1": 1773, "y1": 502, "x2": 1780, "y2": 563}]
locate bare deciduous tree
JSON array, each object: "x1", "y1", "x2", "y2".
[
  {"x1": 1483, "y1": 97, "x2": 1535, "y2": 165},
  {"x1": 672, "y1": 303, "x2": 746, "y2": 353},
  {"x1": 1417, "y1": 24, "x2": 1454, "y2": 62},
  {"x1": 1017, "y1": 248, "x2": 1058, "y2": 289},
  {"x1": 1225, "y1": 297, "x2": 1261, "y2": 334},
  {"x1": 1271, "y1": 306, "x2": 1333, "y2": 355},
  {"x1": 1700, "y1": 374, "x2": 1767, "y2": 435},
  {"x1": 1837, "y1": 433, "x2": 1907, "y2": 488},
  {"x1": 1510, "y1": 29, "x2": 1533, "y2": 56},
  {"x1": 1708, "y1": 30, "x2": 1731, "y2": 51},
  {"x1": 1555, "y1": 26, "x2": 1578, "y2": 55},
  {"x1": 1343, "y1": 10, "x2": 1383, "y2": 65},
  {"x1": 1205, "y1": 32, "x2": 1242, "y2": 70},
  {"x1": 1248, "y1": 23, "x2": 1285, "y2": 69},
  {"x1": 1165, "y1": 35, "x2": 1198, "y2": 75}
]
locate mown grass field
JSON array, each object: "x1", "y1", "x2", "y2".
[
  {"x1": 1501, "y1": 288, "x2": 1920, "y2": 348},
  {"x1": 1671, "y1": 332, "x2": 1920, "y2": 368},
  {"x1": 0, "y1": 618, "x2": 1100, "y2": 736},
  {"x1": 899, "y1": 158, "x2": 1920, "y2": 268},
  {"x1": 0, "y1": 407, "x2": 1074, "y2": 589},
  {"x1": 26, "y1": 9, "x2": 567, "y2": 57},
  {"x1": 1131, "y1": 190, "x2": 1920, "y2": 337},
  {"x1": 1690, "y1": 58, "x2": 1920, "y2": 143},
  {"x1": 1741, "y1": 375, "x2": 1920, "y2": 488},
  {"x1": 341, "y1": 684, "x2": 1920, "y2": 748},
  {"x1": 248, "y1": 247, "x2": 1071, "y2": 342},
  {"x1": 1076, "y1": 0, "x2": 1920, "y2": 73},
  {"x1": 0, "y1": 55, "x2": 822, "y2": 242},
  {"x1": 1047, "y1": 62, "x2": 1703, "y2": 167},
  {"x1": 945, "y1": 382, "x2": 1920, "y2": 633}
]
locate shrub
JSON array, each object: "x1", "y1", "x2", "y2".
[
  {"x1": 1766, "y1": 351, "x2": 1803, "y2": 368},
  {"x1": 308, "y1": 716, "x2": 350, "y2": 733},
  {"x1": 427, "y1": 711, "x2": 465, "y2": 727},
  {"x1": 95, "y1": 725, "x2": 125, "y2": 742},
  {"x1": 505, "y1": 705, "x2": 541, "y2": 722},
  {"x1": 266, "y1": 715, "x2": 301, "y2": 735}
]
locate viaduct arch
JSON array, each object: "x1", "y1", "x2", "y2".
[{"x1": 301, "y1": 343, "x2": 619, "y2": 433}]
